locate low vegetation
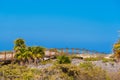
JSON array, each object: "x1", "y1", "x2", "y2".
[
  {"x1": 0, "y1": 64, "x2": 40, "y2": 80},
  {"x1": 79, "y1": 62, "x2": 110, "y2": 80},
  {"x1": 57, "y1": 55, "x2": 71, "y2": 64},
  {"x1": 40, "y1": 60, "x2": 53, "y2": 65},
  {"x1": 84, "y1": 57, "x2": 100, "y2": 61},
  {"x1": 83, "y1": 54, "x2": 105, "y2": 61},
  {"x1": 0, "y1": 63, "x2": 111, "y2": 80},
  {"x1": 102, "y1": 58, "x2": 114, "y2": 63},
  {"x1": 70, "y1": 54, "x2": 83, "y2": 59}
]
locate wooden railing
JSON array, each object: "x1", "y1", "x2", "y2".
[
  {"x1": 0, "y1": 48, "x2": 105, "y2": 62},
  {"x1": 0, "y1": 52, "x2": 15, "y2": 61}
]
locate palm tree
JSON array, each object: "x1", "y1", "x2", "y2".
[
  {"x1": 14, "y1": 38, "x2": 29, "y2": 65},
  {"x1": 114, "y1": 50, "x2": 120, "y2": 62},
  {"x1": 15, "y1": 52, "x2": 24, "y2": 65},
  {"x1": 30, "y1": 46, "x2": 45, "y2": 65},
  {"x1": 22, "y1": 51, "x2": 33, "y2": 65},
  {"x1": 14, "y1": 38, "x2": 46, "y2": 65},
  {"x1": 14, "y1": 38, "x2": 26, "y2": 52},
  {"x1": 113, "y1": 39, "x2": 120, "y2": 62}
]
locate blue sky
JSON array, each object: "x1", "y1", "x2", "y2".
[{"x1": 0, "y1": 0, "x2": 120, "y2": 53}]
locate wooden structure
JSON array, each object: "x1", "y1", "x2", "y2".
[
  {"x1": 0, "y1": 48, "x2": 105, "y2": 62},
  {"x1": 0, "y1": 51, "x2": 15, "y2": 63}
]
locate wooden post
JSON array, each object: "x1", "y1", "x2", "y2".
[
  {"x1": 96, "y1": 51, "x2": 99, "y2": 55},
  {"x1": 11, "y1": 52, "x2": 14, "y2": 61},
  {"x1": 56, "y1": 48, "x2": 58, "y2": 56},
  {"x1": 49, "y1": 49, "x2": 52, "y2": 58},
  {"x1": 61, "y1": 48, "x2": 64, "y2": 55},
  {"x1": 76, "y1": 48, "x2": 79, "y2": 54},
  {"x1": 83, "y1": 49, "x2": 86, "y2": 54},
  {"x1": 66, "y1": 48, "x2": 69, "y2": 55},
  {"x1": 86, "y1": 50, "x2": 89, "y2": 54},
  {"x1": 55, "y1": 48, "x2": 57, "y2": 55},
  {"x1": 85, "y1": 49, "x2": 87, "y2": 54},
  {"x1": 4, "y1": 52, "x2": 6, "y2": 61},
  {"x1": 72, "y1": 48, "x2": 74, "y2": 54},
  {"x1": 79, "y1": 49, "x2": 82, "y2": 54}
]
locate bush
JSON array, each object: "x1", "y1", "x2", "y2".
[
  {"x1": 84, "y1": 57, "x2": 100, "y2": 61},
  {"x1": 0, "y1": 63, "x2": 111, "y2": 80},
  {"x1": 79, "y1": 62, "x2": 110, "y2": 80},
  {"x1": 79, "y1": 62, "x2": 95, "y2": 70},
  {"x1": 70, "y1": 54, "x2": 83, "y2": 59},
  {"x1": 102, "y1": 58, "x2": 114, "y2": 63},
  {"x1": 0, "y1": 64, "x2": 41, "y2": 80},
  {"x1": 39, "y1": 63, "x2": 110, "y2": 80},
  {"x1": 41, "y1": 60, "x2": 53, "y2": 65},
  {"x1": 57, "y1": 55, "x2": 71, "y2": 64}
]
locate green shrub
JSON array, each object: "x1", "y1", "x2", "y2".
[
  {"x1": 41, "y1": 60, "x2": 53, "y2": 65},
  {"x1": 79, "y1": 62, "x2": 110, "y2": 80},
  {"x1": 57, "y1": 55, "x2": 71, "y2": 64},
  {"x1": 79, "y1": 62, "x2": 95, "y2": 70},
  {"x1": 102, "y1": 58, "x2": 114, "y2": 63},
  {"x1": 84, "y1": 57, "x2": 100, "y2": 61},
  {"x1": 0, "y1": 63, "x2": 111, "y2": 80},
  {"x1": 0, "y1": 64, "x2": 36, "y2": 80},
  {"x1": 70, "y1": 54, "x2": 83, "y2": 59},
  {"x1": 39, "y1": 63, "x2": 110, "y2": 80}
]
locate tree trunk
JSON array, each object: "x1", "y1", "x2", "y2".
[
  {"x1": 36, "y1": 58, "x2": 39, "y2": 65},
  {"x1": 20, "y1": 61, "x2": 23, "y2": 66},
  {"x1": 34, "y1": 58, "x2": 37, "y2": 66},
  {"x1": 28, "y1": 58, "x2": 32, "y2": 65},
  {"x1": 20, "y1": 59, "x2": 24, "y2": 66}
]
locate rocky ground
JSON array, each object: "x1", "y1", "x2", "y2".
[
  {"x1": 28, "y1": 59, "x2": 120, "y2": 73},
  {"x1": 72, "y1": 59, "x2": 120, "y2": 72}
]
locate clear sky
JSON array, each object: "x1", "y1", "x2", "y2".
[{"x1": 0, "y1": 0, "x2": 120, "y2": 53}]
